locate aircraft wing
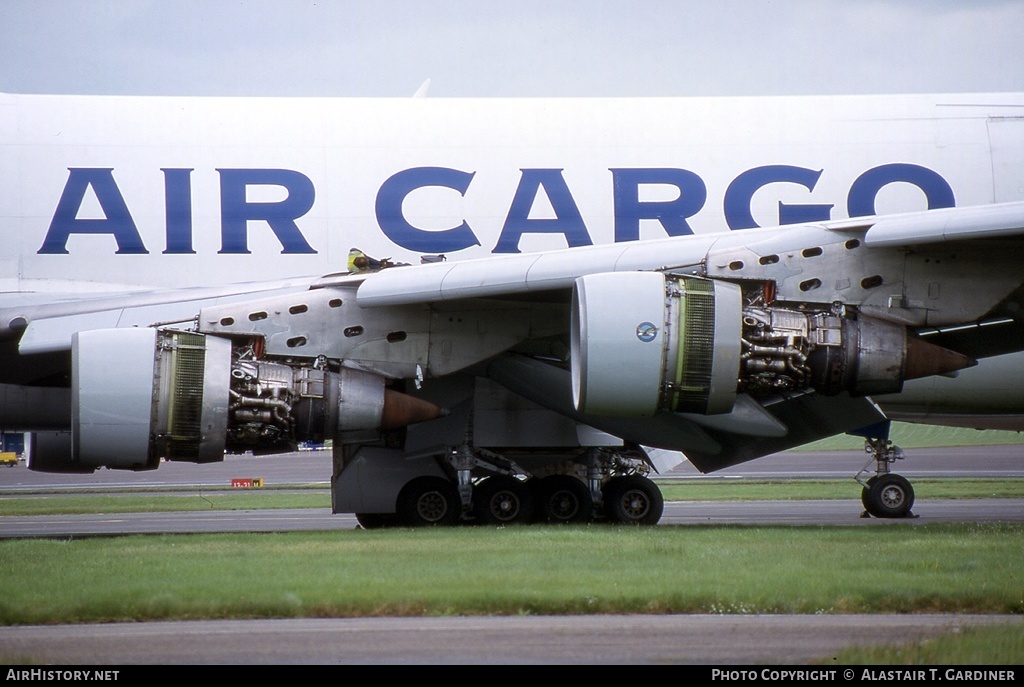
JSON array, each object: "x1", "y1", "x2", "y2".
[
  {"x1": 13, "y1": 201, "x2": 1020, "y2": 354},
  {"x1": 354, "y1": 202, "x2": 1024, "y2": 308}
]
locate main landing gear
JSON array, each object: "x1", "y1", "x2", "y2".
[
  {"x1": 350, "y1": 445, "x2": 666, "y2": 528},
  {"x1": 467, "y1": 471, "x2": 663, "y2": 526},
  {"x1": 857, "y1": 438, "x2": 916, "y2": 519}
]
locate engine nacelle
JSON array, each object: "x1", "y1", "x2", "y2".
[
  {"x1": 31, "y1": 328, "x2": 444, "y2": 473},
  {"x1": 571, "y1": 272, "x2": 743, "y2": 417},
  {"x1": 570, "y1": 272, "x2": 976, "y2": 421}
]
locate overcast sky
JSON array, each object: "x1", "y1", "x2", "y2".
[{"x1": 1, "y1": 0, "x2": 1022, "y2": 98}]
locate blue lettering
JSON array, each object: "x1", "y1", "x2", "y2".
[
  {"x1": 494, "y1": 169, "x2": 592, "y2": 254},
  {"x1": 611, "y1": 168, "x2": 706, "y2": 241},
  {"x1": 375, "y1": 167, "x2": 481, "y2": 253},
  {"x1": 848, "y1": 163, "x2": 955, "y2": 217},
  {"x1": 724, "y1": 165, "x2": 833, "y2": 229},
  {"x1": 39, "y1": 164, "x2": 959, "y2": 258},
  {"x1": 39, "y1": 168, "x2": 148, "y2": 254},
  {"x1": 162, "y1": 168, "x2": 195, "y2": 254},
  {"x1": 217, "y1": 169, "x2": 316, "y2": 254}
]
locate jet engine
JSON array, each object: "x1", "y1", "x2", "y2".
[
  {"x1": 30, "y1": 327, "x2": 444, "y2": 473},
  {"x1": 570, "y1": 272, "x2": 975, "y2": 418}
]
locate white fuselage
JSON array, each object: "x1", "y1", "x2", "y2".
[{"x1": 3, "y1": 92, "x2": 1022, "y2": 293}]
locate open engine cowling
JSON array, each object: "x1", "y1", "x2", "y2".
[
  {"x1": 31, "y1": 328, "x2": 444, "y2": 473},
  {"x1": 571, "y1": 272, "x2": 743, "y2": 417},
  {"x1": 570, "y1": 272, "x2": 976, "y2": 420}
]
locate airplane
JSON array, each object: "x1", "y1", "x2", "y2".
[{"x1": 1, "y1": 91, "x2": 1023, "y2": 527}]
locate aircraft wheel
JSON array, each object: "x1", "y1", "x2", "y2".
[
  {"x1": 355, "y1": 512, "x2": 398, "y2": 529},
  {"x1": 473, "y1": 475, "x2": 534, "y2": 525},
  {"x1": 397, "y1": 477, "x2": 461, "y2": 526},
  {"x1": 863, "y1": 473, "x2": 915, "y2": 518},
  {"x1": 603, "y1": 475, "x2": 664, "y2": 525},
  {"x1": 533, "y1": 475, "x2": 592, "y2": 524}
]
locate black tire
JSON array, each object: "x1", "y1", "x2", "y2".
[
  {"x1": 864, "y1": 473, "x2": 915, "y2": 518},
  {"x1": 533, "y1": 475, "x2": 593, "y2": 524},
  {"x1": 603, "y1": 475, "x2": 664, "y2": 525},
  {"x1": 473, "y1": 475, "x2": 534, "y2": 525},
  {"x1": 397, "y1": 477, "x2": 461, "y2": 526},
  {"x1": 355, "y1": 512, "x2": 398, "y2": 529}
]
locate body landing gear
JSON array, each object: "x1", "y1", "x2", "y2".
[{"x1": 857, "y1": 438, "x2": 916, "y2": 519}]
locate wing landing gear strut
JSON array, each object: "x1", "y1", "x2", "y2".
[{"x1": 856, "y1": 437, "x2": 916, "y2": 519}]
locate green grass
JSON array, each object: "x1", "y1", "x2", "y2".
[
  {"x1": 0, "y1": 491, "x2": 329, "y2": 516},
  {"x1": 0, "y1": 524, "x2": 1020, "y2": 625},
  {"x1": 831, "y1": 623, "x2": 1024, "y2": 665},
  {"x1": 799, "y1": 422, "x2": 1024, "y2": 450}
]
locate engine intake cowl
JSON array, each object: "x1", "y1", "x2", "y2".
[
  {"x1": 72, "y1": 328, "x2": 232, "y2": 471},
  {"x1": 571, "y1": 272, "x2": 743, "y2": 417}
]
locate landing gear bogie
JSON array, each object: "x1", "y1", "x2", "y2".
[{"x1": 342, "y1": 440, "x2": 664, "y2": 527}]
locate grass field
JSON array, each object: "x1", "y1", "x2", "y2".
[
  {"x1": 798, "y1": 422, "x2": 1024, "y2": 450},
  {"x1": 1, "y1": 524, "x2": 1021, "y2": 626},
  {"x1": 832, "y1": 623, "x2": 1024, "y2": 665}
]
